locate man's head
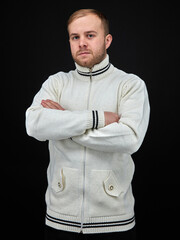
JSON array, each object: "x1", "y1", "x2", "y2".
[{"x1": 67, "y1": 9, "x2": 112, "y2": 68}]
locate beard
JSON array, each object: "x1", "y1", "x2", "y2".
[{"x1": 72, "y1": 43, "x2": 107, "y2": 69}]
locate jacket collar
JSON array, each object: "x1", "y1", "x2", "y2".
[{"x1": 75, "y1": 55, "x2": 114, "y2": 81}]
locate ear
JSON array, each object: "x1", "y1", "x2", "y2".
[{"x1": 105, "y1": 34, "x2": 113, "y2": 50}]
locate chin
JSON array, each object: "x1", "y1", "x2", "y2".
[
  {"x1": 73, "y1": 53, "x2": 92, "y2": 67},
  {"x1": 76, "y1": 59, "x2": 93, "y2": 68},
  {"x1": 81, "y1": 62, "x2": 92, "y2": 68}
]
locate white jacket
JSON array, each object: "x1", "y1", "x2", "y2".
[{"x1": 26, "y1": 55, "x2": 150, "y2": 234}]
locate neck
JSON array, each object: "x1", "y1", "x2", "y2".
[
  {"x1": 75, "y1": 54, "x2": 113, "y2": 80},
  {"x1": 87, "y1": 53, "x2": 107, "y2": 70},
  {"x1": 75, "y1": 54, "x2": 109, "y2": 73}
]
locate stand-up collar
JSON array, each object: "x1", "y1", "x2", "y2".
[{"x1": 75, "y1": 55, "x2": 114, "y2": 81}]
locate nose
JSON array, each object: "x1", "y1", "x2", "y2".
[{"x1": 79, "y1": 37, "x2": 87, "y2": 48}]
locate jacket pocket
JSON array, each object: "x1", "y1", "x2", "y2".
[
  {"x1": 103, "y1": 171, "x2": 121, "y2": 197},
  {"x1": 48, "y1": 167, "x2": 80, "y2": 216},
  {"x1": 88, "y1": 170, "x2": 133, "y2": 217},
  {"x1": 51, "y1": 168, "x2": 65, "y2": 193}
]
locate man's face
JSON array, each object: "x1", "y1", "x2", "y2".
[{"x1": 68, "y1": 14, "x2": 112, "y2": 68}]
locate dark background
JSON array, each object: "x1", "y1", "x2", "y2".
[{"x1": 3, "y1": 1, "x2": 179, "y2": 239}]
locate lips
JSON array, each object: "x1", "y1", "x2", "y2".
[
  {"x1": 76, "y1": 49, "x2": 92, "y2": 56},
  {"x1": 78, "y1": 52, "x2": 90, "y2": 55}
]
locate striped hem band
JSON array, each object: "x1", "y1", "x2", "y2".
[{"x1": 46, "y1": 213, "x2": 135, "y2": 233}]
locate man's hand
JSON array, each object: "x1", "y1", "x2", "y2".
[
  {"x1": 41, "y1": 99, "x2": 65, "y2": 110},
  {"x1": 104, "y1": 112, "x2": 120, "y2": 126}
]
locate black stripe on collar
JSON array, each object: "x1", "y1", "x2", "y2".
[{"x1": 77, "y1": 63, "x2": 111, "y2": 77}]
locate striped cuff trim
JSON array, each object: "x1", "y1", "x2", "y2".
[{"x1": 92, "y1": 110, "x2": 98, "y2": 129}]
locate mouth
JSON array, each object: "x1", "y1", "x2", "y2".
[{"x1": 78, "y1": 51, "x2": 91, "y2": 56}]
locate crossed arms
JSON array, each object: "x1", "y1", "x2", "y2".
[
  {"x1": 41, "y1": 99, "x2": 120, "y2": 127},
  {"x1": 26, "y1": 76, "x2": 150, "y2": 154}
]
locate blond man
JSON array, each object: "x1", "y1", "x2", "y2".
[{"x1": 26, "y1": 9, "x2": 150, "y2": 240}]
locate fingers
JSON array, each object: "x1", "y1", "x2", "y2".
[
  {"x1": 114, "y1": 113, "x2": 120, "y2": 123},
  {"x1": 41, "y1": 99, "x2": 55, "y2": 109},
  {"x1": 41, "y1": 99, "x2": 65, "y2": 110},
  {"x1": 117, "y1": 114, "x2": 121, "y2": 122},
  {"x1": 104, "y1": 112, "x2": 121, "y2": 126}
]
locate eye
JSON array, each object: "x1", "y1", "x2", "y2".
[
  {"x1": 87, "y1": 34, "x2": 94, "y2": 39},
  {"x1": 72, "y1": 36, "x2": 79, "y2": 40}
]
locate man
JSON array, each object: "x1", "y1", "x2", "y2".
[{"x1": 26, "y1": 9, "x2": 150, "y2": 240}]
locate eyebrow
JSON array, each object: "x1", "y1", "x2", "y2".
[
  {"x1": 85, "y1": 31, "x2": 97, "y2": 34},
  {"x1": 70, "y1": 31, "x2": 97, "y2": 37}
]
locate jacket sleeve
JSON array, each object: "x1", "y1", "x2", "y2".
[
  {"x1": 25, "y1": 75, "x2": 104, "y2": 141},
  {"x1": 72, "y1": 77, "x2": 150, "y2": 154}
]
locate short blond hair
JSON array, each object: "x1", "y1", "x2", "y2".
[{"x1": 67, "y1": 9, "x2": 109, "y2": 36}]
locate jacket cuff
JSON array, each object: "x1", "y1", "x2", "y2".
[
  {"x1": 97, "y1": 110, "x2": 105, "y2": 128},
  {"x1": 91, "y1": 110, "x2": 105, "y2": 129},
  {"x1": 86, "y1": 111, "x2": 105, "y2": 130}
]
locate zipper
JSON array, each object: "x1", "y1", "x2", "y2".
[
  {"x1": 86, "y1": 69, "x2": 93, "y2": 109},
  {"x1": 80, "y1": 147, "x2": 86, "y2": 232},
  {"x1": 80, "y1": 69, "x2": 93, "y2": 233}
]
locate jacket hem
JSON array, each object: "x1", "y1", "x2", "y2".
[{"x1": 45, "y1": 208, "x2": 135, "y2": 234}]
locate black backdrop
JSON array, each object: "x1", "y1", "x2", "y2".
[{"x1": 3, "y1": 1, "x2": 179, "y2": 239}]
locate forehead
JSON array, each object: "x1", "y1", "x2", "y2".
[{"x1": 68, "y1": 14, "x2": 103, "y2": 34}]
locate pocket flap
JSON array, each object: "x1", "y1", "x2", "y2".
[
  {"x1": 52, "y1": 169, "x2": 65, "y2": 193},
  {"x1": 104, "y1": 171, "x2": 121, "y2": 197}
]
